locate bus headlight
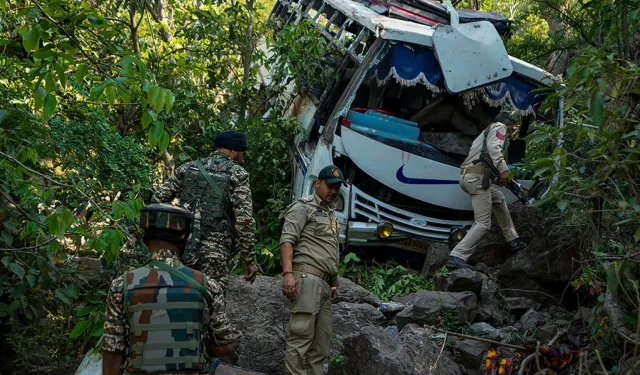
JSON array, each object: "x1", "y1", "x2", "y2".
[
  {"x1": 448, "y1": 227, "x2": 467, "y2": 250},
  {"x1": 376, "y1": 222, "x2": 394, "y2": 239}
]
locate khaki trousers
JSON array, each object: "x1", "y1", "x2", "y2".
[
  {"x1": 450, "y1": 173, "x2": 519, "y2": 261},
  {"x1": 285, "y1": 271, "x2": 332, "y2": 375}
]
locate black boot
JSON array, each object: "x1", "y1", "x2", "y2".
[
  {"x1": 508, "y1": 238, "x2": 527, "y2": 252},
  {"x1": 446, "y1": 256, "x2": 479, "y2": 271}
]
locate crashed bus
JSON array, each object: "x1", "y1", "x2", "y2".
[{"x1": 260, "y1": 0, "x2": 561, "y2": 263}]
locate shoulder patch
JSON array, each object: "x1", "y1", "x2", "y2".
[
  {"x1": 495, "y1": 130, "x2": 506, "y2": 141},
  {"x1": 299, "y1": 196, "x2": 314, "y2": 203}
]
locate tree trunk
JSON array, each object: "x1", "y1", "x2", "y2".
[
  {"x1": 621, "y1": 4, "x2": 631, "y2": 59},
  {"x1": 238, "y1": 0, "x2": 255, "y2": 123},
  {"x1": 470, "y1": 0, "x2": 479, "y2": 10},
  {"x1": 129, "y1": 9, "x2": 141, "y2": 59}
]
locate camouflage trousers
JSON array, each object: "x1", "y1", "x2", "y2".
[{"x1": 184, "y1": 234, "x2": 233, "y2": 291}]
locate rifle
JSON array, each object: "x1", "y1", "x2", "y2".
[{"x1": 472, "y1": 152, "x2": 528, "y2": 204}]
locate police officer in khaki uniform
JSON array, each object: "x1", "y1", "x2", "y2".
[
  {"x1": 280, "y1": 165, "x2": 344, "y2": 375},
  {"x1": 448, "y1": 112, "x2": 527, "y2": 270}
]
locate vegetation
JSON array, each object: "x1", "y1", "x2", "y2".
[{"x1": 0, "y1": 0, "x2": 638, "y2": 373}]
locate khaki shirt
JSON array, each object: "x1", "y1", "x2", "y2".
[
  {"x1": 461, "y1": 122, "x2": 509, "y2": 174},
  {"x1": 279, "y1": 193, "x2": 340, "y2": 280}
]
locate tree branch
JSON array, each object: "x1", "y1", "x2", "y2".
[
  {"x1": 424, "y1": 325, "x2": 526, "y2": 351},
  {"x1": 0, "y1": 151, "x2": 131, "y2": 240},
  {"x1": 0, "y1": 237, "x2": 57, "y2": 252}
]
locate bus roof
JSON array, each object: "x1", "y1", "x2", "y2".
[{"x1": 325, "y1": 0, "x2": 559, "y2": 86}]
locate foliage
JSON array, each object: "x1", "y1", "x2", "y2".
[{"x1": 339, "y1": 254, "x2": 434, "y2": 301}]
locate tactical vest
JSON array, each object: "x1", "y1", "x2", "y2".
[
  {"x1": 123, "y1": 262, "x2": 209, "y2": 373},
  {"x1": 179, "y1": 157, "x2": 234, "y2": 233}
]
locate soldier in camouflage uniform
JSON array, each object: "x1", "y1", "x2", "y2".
[
  {"x1": 152, "y1": 130, "x2": 257, "y2": 289},
  {"x1": 102, "y1": 203, "x2": 240, "y2": 375}
]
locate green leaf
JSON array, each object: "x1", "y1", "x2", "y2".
[
  {"x1": 87, "y1": 15, "x2": 107, "y2": 28},
  {"x1": 10, "y1": 300, "x2": 20, "y2": 312},
  {"x1": 88, "y1": 295, "x2": 104, "y2": 304},
  {"x1": 164, "y1": 89, "x2": 174, "y2": 113},
  {"x1": 1, "y1": 256, "x2": 12, "y2": 266},
  {"x1": 43, "y1": 93, "x2": 57, "y2": 119},
  {"x1": 33, "y1": 44, "x2": 55, "y2": 59},
  {"x1": 607, "y1": 269, "x2": 618, "y2": 295},
  {"x1": 22, "y1": 27, "x2": 39, "y2": 52},
  {"x1": 120, "y1": 55, "x2": 135, "y2": 75},
  {"x1": 61, "y1": 208, "x2": 74, "y2": 226},
  {"x1": 91, "y1": 81, "x2": 111, "y2": 99},
  {"x1": 158, "y1": 131, "x2": 170, "y2": 153},
  {"x1": 47, "y1": 213, "x2": 64, "y2": 239},
  {"x1": 141, "y1": 110, "x2": 154, "y2": 129},
  {"x1": 70, "y1": 320, "x2": 92, "y2": 338},
  {"x1": 9, "y1": 263, "x2": 25, "y2": 279},
  {"x1": 0, "y1": 0, "x2": 5, "y2": 14},
  {"x1": 105, "y1": 86, "x2": 117, "y2": 104},
  {"x1": 0, "y1": 303, "x2": 9, "y2": 317},
  {"x1": 1, "y1": 230, "x2": 13, "y2": 246},
  {"x1": 45, "y1": 71, "x2": 56, "y2": 93},
  {"x1": 76, "y1": 63, "x2": 88, "y2": 82},
  {"x1": 90, "y1": 325, "x2": 104, "y2": 337},
  {"x1": 0, "y1": 109, "x2": 7, "y2": 124},
  {"x1": 634, "y1": 228, "x2": 640, "y2": 243},
  {"x1": 26, "y1": 274, "x2": 37, "y2": 287},
  {"x1": 34, "y1": 86, "x2": 46, "y2": 109},
  {"x1": 77, "y1": 305, "x2": 98, "y2": 317},
  {"x1": 54, "y1": 63, "x2": 66, "y2": 88},
  {"x1": 149, "y1": 122, "x2": 163, "y2": 148},
  {"x1": 590, "y1": 91, "x2": 604, "y2": 126},
  {"x1": 557, "y1": 200, "x2": 568, "y2": 212},
  {"x1": 55, "y1": 288, "x2": 70, "y2": 304},
  {"x1": 148, "y1": 86, "x2": 162, "y2": 109},
  {"x1": 65, "y1": 283, "x2": 80, "y2": 299}
]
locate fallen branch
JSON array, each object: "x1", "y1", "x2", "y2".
[
  {"x1": 424, "y1": 325, "x2": 526, "y2": 351},
  {"x1": 499, "y1": 288, "x2": 563, "y2": 304},
  {"x1": 428, "y1": 331, "x2": 447, "y2": 375},
  {"x1": 518, "y1": 329, "x2": 567, "y2": 375}
]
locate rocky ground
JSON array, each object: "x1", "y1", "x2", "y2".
[{"x1": 224, "y1": 205, "x2": 596, "y2": 375}]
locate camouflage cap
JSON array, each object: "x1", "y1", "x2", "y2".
[
  {"x1": 318, "y1": 165, "x2": 345, "y2": 184},
  {"x1": 139, "y1": 203, "x2": 193, "y2": 234}
]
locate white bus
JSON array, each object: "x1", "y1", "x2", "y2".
[{"x1": 261, "y1": 0, "x2": 561, "y2": 262}]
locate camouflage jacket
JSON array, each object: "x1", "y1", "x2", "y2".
[
  {"x1": 102, "y1": 249, "x2": 240, "y2": 364},
  {"x1": 152, "y1": 152, "x2": 256, "y2": 265}
]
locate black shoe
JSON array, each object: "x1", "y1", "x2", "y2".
[
  {"x1": 446, "y1": 256, "x2": 480, "y2": 271},
  {"x1": 508, "y1": 238, "x2": 527, "y2": 252}
]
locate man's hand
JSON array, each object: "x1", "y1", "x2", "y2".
[
  {"x1": 499, "y1": 170, "x2": 510, "y2": 186},
  {"x1": 331, "y1": 287, "x2": 338, "y2": 300},
  {"x1": 243, "y1": 263, "x2": 257, "y2": 283},
  {"x1": 282, "y1": 273, "x2": 297, "y2": 301}
]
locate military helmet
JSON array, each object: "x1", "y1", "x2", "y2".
[{"x1": 139, "y1": 203, "x2": 193, "y2": 234}]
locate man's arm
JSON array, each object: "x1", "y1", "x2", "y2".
[
  {"x1": 229, "y1": 167, "x2": 257, "y2": 268},
  {"x1": 486, "y1": 123, "x2": 509, "y2": 174},
  {"x1": 152, "y1": 163, "x2": 188, "y2": 203},
  {"x1": 280, "y1": 202, "x2": 306, "y2": 300},
  {"x1": 102, "y1": 277, "x2": 126, "y2": 375}
]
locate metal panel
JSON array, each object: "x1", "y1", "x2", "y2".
[{"x1": 433, "y1": 21, "x2": 512, "y2": 93}]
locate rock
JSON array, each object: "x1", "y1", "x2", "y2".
[
  {"x1": 573, "y1": 307, "x2": 594, "y2": 323},
  {"x1": 378, "y1": 302, "x2": 406, "y2": 316},
  {"x1": 469, "y1": 322, "x2": 501, "y2": 340},
  {"x1": 421, "y1": 242, "x2": 450, "y2": 274},
  {"x1": 555, "y1": 319, "x2": 571, "y2": 326},
  {"x1": 330, "y1": 326, "x2": 417, "y2": 375},
  {"x1": 384, "y1": 326, "x2": 399, "y2": 337},
  {"x1": 420, "y1": 132, "x2": 475, "y2": 156},
  {"x1": 520, "y1": 308, "x2": 546, "y2": 331},
  {"x1": 455, "y1": 339, "x2": 490, "y2": 371},
  {"x1": 335, "y1": 277, "x2": 381, "y2": 307},
  {"x1": 394, "y1": 291, "x2": 478, "y2": 331},
  {"x1": 476, "y1": 305, "x2": 509, "y2": 328},
  {"x1": 226, "y1": 276, "x2": 290, "y2": 374},
  {"x1": 538, "y1": 324, "x2": 558, "y2": 343},
  {"x1": 497, "y1": 326, "x2": 519, "y2": 344},
  {"x1": 436, "y1": 268, "x2": 485, "y2": 297},
  {"x1": 332, "y1": 302, "x2": 386, "y2": 340},
  {"x1": 399, "y1": 324, "x2": 464, "y2": 375},
  {"x1": 505, "y1": 297, "x2": 541, "y2": 318}
]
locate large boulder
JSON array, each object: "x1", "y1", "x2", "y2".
[
  {"x1": 436, "y1": 268, "x2": 486, "y2": 297},
  {"x1": 399, "y1": 324, "x2": 464, "y2": 375},
  {"x1": 505, "y1": 297, "x2": 541, "y2": 318},
  {"x1": 331, "y1": 302, "x2": 387, "y2": 360},
  {"x1": 226, "y1": 276, "x2": 290, "y2": 374},
  {"x1": 394, "y1": 291, "x2": 478, "y2": 331},
  {"x1": 335, "y1": 277, "x2": 381, "y2": 307},
  {"x1": 330, "y1": 326, "x2": 418, "y2": 375},
  {"x1": 519, "y1": 308, "x2": 546, "y2": 331},
  {"x1": 421, "y1": 242, "x2": 451, "y2": 274}
]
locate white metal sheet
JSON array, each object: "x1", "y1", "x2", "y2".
[{"x1": 433, "y1": 21, "x2": 513, "y2": 93}]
